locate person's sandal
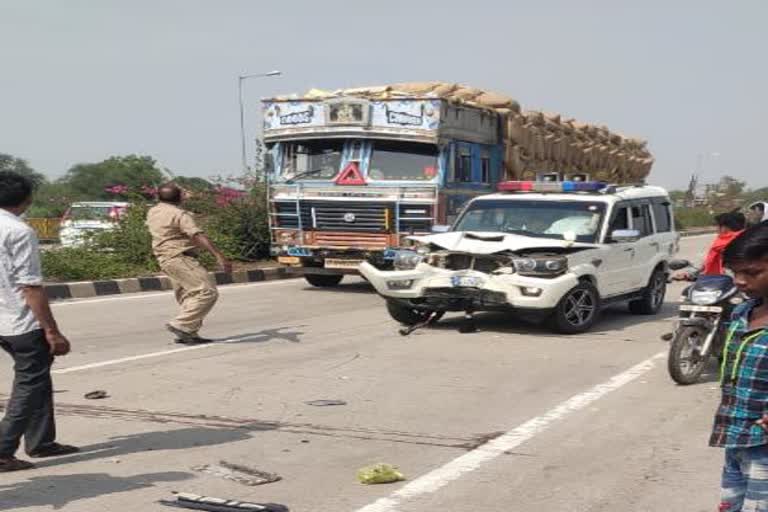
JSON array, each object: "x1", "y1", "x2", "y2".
[
  {"x1": 0, "y1": 457, "x2": 35, "y2": 472},
  {"x1": 28, "y1": 443, "x2": 80, "y2": 458}
]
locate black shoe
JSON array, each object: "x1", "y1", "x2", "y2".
[
  {"x1": 0, "y1": 456, "x2": 35, "y2": 472},
  {"x1": 28, "y1": 443, "x2": 80, "y2": 458},
  {"x1": 166, "y1": 324, "x2": 198, "y2": 343},
  {"x1": 174, "y1": 336, "x2": 214, "y2": 345}
]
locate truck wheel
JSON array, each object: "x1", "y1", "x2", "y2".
[
  {"x1": 550, "y1": 281, "x2": 600, "y2": 334},
  {"x1": 304, "y1": 274, "x2": 343, "y2": 287},
  {"x1": 386, "y1": 300, "x2": 439, "y2": 325},
  {"x1": 629, "y1": 269, "x2": 667, "y2": 315}
]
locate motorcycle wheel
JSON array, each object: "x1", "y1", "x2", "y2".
[{"x1": 667, "y1": 325, "x2": 710, "y2": 385}]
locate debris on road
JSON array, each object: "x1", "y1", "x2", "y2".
[
  {"x1": 304, "y1": 399, "x2": 347, "y2": 407},
  {"x1": 159, "y1": 492, "x2": 289, "y2": 512},
  {"x1": 84, "y1": 390, "x2": 109, "y2": 399},
  {"x1": 192, "y1": 461, "x2": 281, "y2": 486},
  {"x1": 357, "y1": 463, "x2": 405, "y2": 484}
]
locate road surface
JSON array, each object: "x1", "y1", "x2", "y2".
[{"x1": 0, "y1": 235, "x2": 722, "y2": 512}]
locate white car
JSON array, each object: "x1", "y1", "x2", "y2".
[
  {"x1": 59, "y1": 201, "x2": 129, "y2": 247},
  {"x1": 360, "y1": 181, "x2": 679, "y2": 333}
]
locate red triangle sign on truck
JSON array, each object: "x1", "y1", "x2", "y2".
[{"x1": 334, "y1": 162, "x2": 366, "y2": 186}]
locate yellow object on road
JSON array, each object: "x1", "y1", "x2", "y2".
[{"x1": 357, "y1": 463, "x2": 405, "y2": 484}]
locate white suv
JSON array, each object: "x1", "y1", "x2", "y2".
[{"x1": 360, "y1": 182, "x2": 678, "y2": 333}]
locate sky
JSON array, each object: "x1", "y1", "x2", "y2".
[{"x1": 1, "y1": 0, "x2": 765, "y2": 190}]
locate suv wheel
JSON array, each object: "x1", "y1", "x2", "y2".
[
  {"x1": 629, "y1": 268, "x2": 667, "y2": 315},
  {"x1": 551, "y1": 281, "x2": 600, "y2": 334}
]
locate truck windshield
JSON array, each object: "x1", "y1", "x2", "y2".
[
  {"x1": 368, "y1": 141, "x2": 438, "y2": 181},
  {"x1": 282, "y1": 140, "x2": 343, "y2": 180},
  {"x1": 454, "y1": 199, "x2": 606, "y2": 243}
]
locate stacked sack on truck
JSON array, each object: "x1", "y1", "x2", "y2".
[{"x1": 288, "y1": 82, "x2": 655, "y2": 183}]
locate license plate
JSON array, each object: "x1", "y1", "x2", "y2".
[
  {"x1": 451, "y1": 275, "x2": 484, "y2": 288},
  {"x1": 278, "y1": 256, "x2": 301, "y2": 265},
  {"x1": 325, "y1": 259, "x2": 363, "y2": 269},
  {"x1": 679, "y1": 305, "x2": 723, "y2": 313}
]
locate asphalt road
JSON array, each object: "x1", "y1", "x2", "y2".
[{"x1": 0, "y1": 235, "x2": 722, "y2": 512}]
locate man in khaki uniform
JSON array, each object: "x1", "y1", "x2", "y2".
[{"x1": 146, "y1": 183, "x2": 232, "y2": 344}]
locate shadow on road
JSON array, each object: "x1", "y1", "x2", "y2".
[
  {"x1": 301, "y1": 280, "x2": 373, "y2": 295},
  {"x1": 217, "y1": 325, "x2": 305, "y2": 344},
  {"x1": 31, "y1": 426, "x2": 257, "y2": 469},
  {"x1": 0, "y1": 471, "x2": 190, "y2": 510}
]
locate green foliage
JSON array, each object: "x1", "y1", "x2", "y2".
[
  {"x1": 674, "y1": 207, "x2": 718, "y2": 230},
  {"x1": 25, "y1": 182, "x2": 77, "y2": 218},
  {"x1": 90, "y1": 202, "x2": 159, "y2": 271},
  {"x1": 0, "y1": 153, "x2": 47, "y2": 187},
  {"x1": 41, "y1": 248, "x2": 145, "y2": 282},
  {"x1": 63, "y1": 155, "x2": 164, "y2": 200}
]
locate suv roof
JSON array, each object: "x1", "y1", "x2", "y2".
[{"x1": 475, "y1": 185, "x2": 669, "y2": 204}]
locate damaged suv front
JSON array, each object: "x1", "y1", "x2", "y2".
[{"x1": 360, "y1": 194, "x2": 609, "y2": 333}]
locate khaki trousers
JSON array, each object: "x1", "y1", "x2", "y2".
[{"x1": 160, "y1": 255, "x2": 219, "y2": 334}]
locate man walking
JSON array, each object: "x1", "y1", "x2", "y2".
[
  {"x1": 0, "y1": 171, "x2": 78, "y2": 473},
  {"x1": 146, "y1": 183, "x2": 231, "y2": 344}
]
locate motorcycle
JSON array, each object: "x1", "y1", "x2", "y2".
[{"x1": 665, "y1": 259, "x2": 745, "y2": 385}]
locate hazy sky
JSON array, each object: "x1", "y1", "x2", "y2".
[{"x1": 1, "y1": 1, "x2": 765, "y2": 190}]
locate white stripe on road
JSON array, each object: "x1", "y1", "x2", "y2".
[
  {"x1": 51, "y1": 343, "x2": 216, "y2": 374},
  {"x1": 51, "y1": 278, "x2": 300, "y2": 307},
  {"x1": 353, "y1": 351, "x2": 666, "y2": 512}
]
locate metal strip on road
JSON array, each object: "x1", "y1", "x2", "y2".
[{"x1": 353, "y1": 351, "x2": 666, "y2": 512}]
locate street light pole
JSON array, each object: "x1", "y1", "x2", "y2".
[{"x1": 238, "y1": 70, "x2": 281, "y2": 174}]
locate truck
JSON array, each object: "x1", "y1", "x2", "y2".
[{"x1": 263, "y1": 82, "x2": 654, "y2": 288}]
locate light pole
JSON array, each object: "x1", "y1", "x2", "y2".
[{"x1": 239, "y1": 70, "x2": 281, "y2": 174}]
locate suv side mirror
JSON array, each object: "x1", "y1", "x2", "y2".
[
  {"x1": 610, "y1": 229, "x2": 641, "y2": 243},
  {"x1": 431, "y1": 224, "x2": 451, "y2": 233},
  {"x1": 669, "y1": 259, "x2": 692, "y2": 271}
]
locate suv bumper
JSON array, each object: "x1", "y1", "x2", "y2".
[{"x1": 359, "y1": 261, "x2": 580, "y2": 311}]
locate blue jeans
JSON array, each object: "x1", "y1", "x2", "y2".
[{"x1": 722, "y1": 446, "x2": 768, "y2": 511}]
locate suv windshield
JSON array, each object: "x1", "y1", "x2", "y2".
[
  {"x1": 454, "y1": 199, "x2": 606, "y2": 243},
  {"x1": 69, "y1": 205, "x2": 125, "y2": 221},
  {"x1": 281, "y1": 140, "x2": 343, "y2": 180},
  {"x1": 368, "y1": 141, "x2": 438, "y2": 181}
]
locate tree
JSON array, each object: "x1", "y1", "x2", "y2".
[
  {"x1": 63, "y1": 155, "x2": 164, "y2": 200},
  {"x1": 0, "y1": 153, "x2": 47, "y2": 187}
]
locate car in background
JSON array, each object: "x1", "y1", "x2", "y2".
[{"x1": 59, "y1": 201, "x2": 129, "y2": 247}]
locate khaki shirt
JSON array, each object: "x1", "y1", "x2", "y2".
[{"x1": 146, "y1": 202, "x2": 203, "y2": 263}]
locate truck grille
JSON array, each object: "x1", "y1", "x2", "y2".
[
  {"x1": 312, "y1": 232, "x2": 390, "y2": 249},
  {"x1": 273, "y1": 201, "x2": 434, "y2": 234}
]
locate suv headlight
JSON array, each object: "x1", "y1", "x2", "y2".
[
  {"x1": 691, "y1": 289, "x2": 722, "y2": 305},
  {"x1": 394, "y1": 250, "x2": 425, "y2": 270},
  {"x1": 512, "y1": 256, "x2": 568, "y2": 277}
]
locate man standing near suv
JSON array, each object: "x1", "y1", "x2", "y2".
[
  {"x1": 146, "y1": 183, "x2": 232, "y2": 344},
  {"x1": 0, "y1": 171, "x2": 78, "y2": 473}
]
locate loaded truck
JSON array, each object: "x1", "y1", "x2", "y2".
[{"x1": 263, "y1": 82, "x2": 654, "y2": 288}]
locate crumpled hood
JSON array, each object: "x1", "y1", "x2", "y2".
[{"x1": 408, "y1": 231, "x2": 597, "y2": 254}]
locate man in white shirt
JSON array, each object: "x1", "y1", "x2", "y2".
[{"x1": 0, "y1": 171, "x2": 78, "y2": 472}]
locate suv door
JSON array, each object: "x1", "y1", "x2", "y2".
[
  {"x1": 629, "y1": 201, "x2": 657, "y2": 289},
  {"x1": 650, "y1": 198, "x2": 678, "y2": 259},
  {"x1": 597, "y1": 202, "x2": 637, "y2": 297}
]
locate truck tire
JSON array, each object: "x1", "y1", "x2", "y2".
[
  {"x1": 629, "y1": 268, "x2": 667, "y2": 315},
  {"x1": 550, "y1": 281, "x2": 600, "y2": 334},
  {"x1": 304, "y1": 274, "x2": 343, "y2": 287},
  {"x1": 386, "y1": 300, "x2": 438, "y2": 326}
]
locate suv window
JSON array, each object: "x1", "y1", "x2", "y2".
[
  {"x1": 609, "y1": 205, "x2": 630, "y2": 234},
  {"x1": 651, "y1": 201, "x2": 672, "y2": 233},
  {"x1": 631, "y1": 203, "x2": 654, "y2": 237}
]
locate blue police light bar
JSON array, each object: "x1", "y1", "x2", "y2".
[{"x1": 497, "y1": 181, "x2": 608, "y2": 193}]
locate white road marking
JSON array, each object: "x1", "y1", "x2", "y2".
[
  {"x1": 353, "y1": 351, "x2": 666, "y2": 512},
  {"x1": 52, "y1": 343, "x2": 217, "y2": 374},
  {"x1": 51, "y1": 278, "x2": 300, "y2": 307}
]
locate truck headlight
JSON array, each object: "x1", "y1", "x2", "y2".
[
  {"x1": 394, "y1": 250, "x2": 424, "y2": 270},
  {"x1": 512, "y1": 256, "x2": 568, "y2": 277}
]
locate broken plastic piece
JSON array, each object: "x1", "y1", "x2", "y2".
[
  {"x1": 304, "y1": 400, "x2": 347, "y2": 407},
  {"x1": 357, "y1": 463, "x2": 405, "y2": 484},
  {"x1": 159, "y1": 492, "x2": 289, "y2": 512},
  {"x1": 84, "y1": 390, "x2": 109, "y2": 399}
]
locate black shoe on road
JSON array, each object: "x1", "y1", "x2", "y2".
[
  {"x1": 166, "y1": 324, "x2": 198, "y2": 343},
  {"x1": 174, "y1": 336, "x2": 214, "y2": 345},
  {"x1": 0, "y1": 457, "x2": 35, "y2": 472},
  {"x1": 28, "y1": 443, "x2": 80, "y2": 458}
]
